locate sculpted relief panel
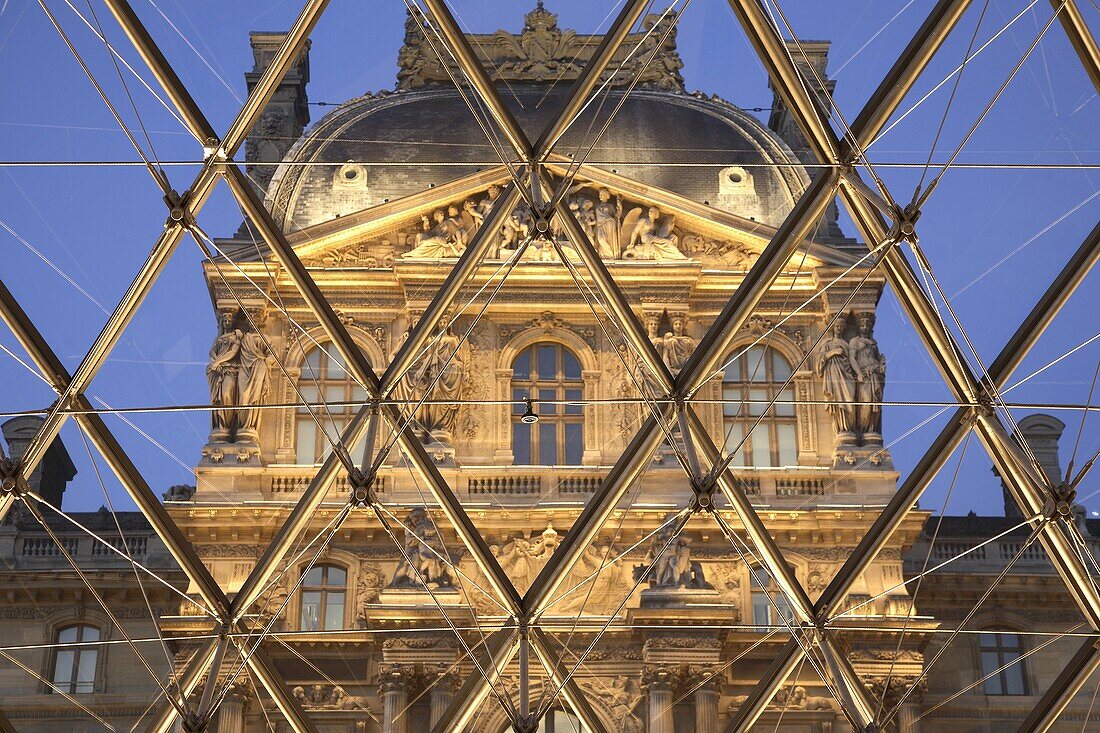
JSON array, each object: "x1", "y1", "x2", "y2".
[{"x1": 303, "y1": 182, "x2": 766, "y2": 269}]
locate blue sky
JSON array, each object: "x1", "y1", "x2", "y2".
[{"x1": 0, "y1": 0, "x2": 1097, "y2": 516}]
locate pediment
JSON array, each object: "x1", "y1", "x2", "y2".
[{"x1": 280, "y1": 165, "x2": 854, "y2": 270}]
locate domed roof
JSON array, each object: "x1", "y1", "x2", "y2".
[{"x1": 266, "y1": 86, "x2": 810, "y2": 234}]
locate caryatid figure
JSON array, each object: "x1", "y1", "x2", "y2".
[
  {"x1": 206, "y1": 310, "x2": 273, "y2": 444},
  {"x1": 817, "y1": 313, "x2": 858, "y2": 446},
  {"x1": 849, "y1": 312, "x2": 886, "y2": 444}
]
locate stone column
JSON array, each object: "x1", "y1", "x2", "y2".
[
  {"x1": 428, "y1": 668, "x2": 459, "y2": 728},
  {"x1": 693, "y1": 681, "x2": 719, "y2": 732},
  {"x1": 897, "y1": 703, "x2": 920, "y2": 733},
  {"x1": 380, "y1": 665, "x2": 410, "y2": 733},
  {"x1": 215, "y1": 683, "x2": 249, "y2": 733},
  {"x1": 644, "y1": 666, "x2": 676, "y2": 733}
]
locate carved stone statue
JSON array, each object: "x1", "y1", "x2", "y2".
[
  {"x1": 622, "y1": 206, "x2": 687, "y2": 261},
  {"x1": 635, "y1": 516, "x2": 712, "y2": 590},
  {"x1": 592, "y1": 188, "x2": 622, "y2": 258},
  {"x1": 389, "y1": 508, "x2": 455, "y2": 589},
  {"x1": 207, "y1": 310, "x2": 273, "y2": 444},
  {"x1": 354, "y1": 562, "x2": 385, "y2": 626},
  {"x1": 658, "y1": 314, "x2": 696, "y2": 375},
  {"x1": 390, "y1": 324, "x2": 466, "y2": 447},
  {"x1": 403, "y1": 209, "x2": 466, "y2": 258},
  {"x1": 817, "y1": 314, "x2": 858, "y2": 447},
  {"x1": 849, "y1": 312, "x2": 886, "y2": 444},
  {"x1": 161, "y1": 484, "x2": 196, "y2": 502}
]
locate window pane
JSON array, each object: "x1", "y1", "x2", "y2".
[
  {"x1": 539, "y1": 422, "x2": 557, "y2": 465},
  {"x1": 746, "y1": 346, "x2": 767, "y2": 381},
  {"x1": 327, "y1": 566, "x2": 346, "y2": 586},
  {"x1": 296, "y1": 421, "x2": 317, "y2": 464},
  {"x1": 76, "y1": 649, "x2": 98, "y2": 687},
  {"x1": 58, "y1": 627, "x2": 78, "y2": 644},
  {"x1": 513, "y1": 388, "x2": 528, "y2": 414},
  {"x1": 513, "y1": 424, "x2": 532, "y2": 464},
  {"x1": 301, "y1": 592, "x2": 321, "y2": 631},
  {"x1": 777, "y1": 424, "x2": 798, "y2": 466},
  {"x1": 537, "y1": 345, "x2": 556, "y2": 379},
  {"x1": 723, "y1": 423, "x2": 745, "y2": 466},
  {"x1": 564, "y1": 388, "x2": 583, "y2": 414},
  {"x1": 303, "y1": 567, "x2": 324, "y2": 586},
  {"x1": 772, "y1": 351, "x2": 793, "y2": 381},
  {"x1": 722, "y1": 386, "x2": 742, "y2": 417},
  {"x1": 776, "y1": 387, "x2": 795, "y2": 417},
  {"x1": 749, "y1": 388, "x2": 769, "y2": 416},
  {"x1": 563, "y1": 350, "x2": 581, "y2": 380},
  {"x1": 981, "y1": 652, "x2": 1003, "y2": 694},
  {"x1": 53, "y1": 650, "x2": 75, "y2": 687},
  {"x1": 1003, "y1": 659, "x2": 1026, "y2": 695},
  {"x1": 325, "y1": 592, "x2": 345, "y2": 630},
  {"x1": 306, "y1": 348, "x2": 322, "y2": 370},
  {"x1": 513, "y1": 348, "x2": 531, "y2": 379},
  {"x1": 565, "y1": 423, "x2": 583, "y2": 465},
  {"x1": 325, "y1": 385, "x2": 344, "y2": 404},
  {"x1": 750, "y1": 426, "x2": 772, "y2": 467}
]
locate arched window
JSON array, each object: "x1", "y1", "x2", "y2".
[
  {"x1": 750, "y1": 568, "x2": 793, "y2": 632},
  {"x1": 51, "y1": 624, "x2": 100, "y2": 694},
  {"x1": 299, "y1": 564, "x2": 347, "y2": 631},
  {"x1": 512, "y1": 343, "x2": 583, "y2": 465},
  {"x1": 296, "y1": 345, "x2": 368, "y2": 464},
  {"x1": 722, "y1": 345, "x2": 797, "y2": 467},
  {"x1": 980, "y1": 632, "x2": 1027, "y2": 695}
]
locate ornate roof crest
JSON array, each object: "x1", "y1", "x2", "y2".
[{"x1": 396, "y1": 3, "x2": 684, "y2": 91}]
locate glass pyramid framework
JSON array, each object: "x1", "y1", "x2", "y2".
[{"x1": 0, "y1": 0, "x2": 1098, "y2": 731}]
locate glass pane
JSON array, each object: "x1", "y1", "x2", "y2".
[
  {"x1": 324, "y1": 592, "x2": 345, "y2": 630},
  {"x1": 513, "y1": 388, "x2": 528, "y2": 414},
  {"x1": 82, "y1": 627, "x2": 99, "y2": 642},
  {"x1": 776, "y1": 387, "x2": 795, "y2": 417},
  {"x1": 748, "y1": 388, "x2": 769, "y2": 416},
  {"x1": 981, "y1": 653, "x2": 1003, "y2": 694},
  {"x1": 751, "y1": 569, "x2": 773, "y2": 589},
  {"x1": 751, "y1": 426, "x2": 772, "y2": 467},
  {"x1": 565, "y1": 423, "x2": 583, "y2": 465},
  {"x1": 537, "y1": 345, "x2": 557, "y2": 379},
  {"x1": 301, "y1": 592, "x2": 321, "y2": 631},
  {"x1": 327, "y1": 566, "x2": 346, "y2": 586},
  {"x1": 979, "y1": 633, "x2": 996, "y2": 648},
  {"x1": 58, "y1": 627, "x2": 78, "y2": 644},
  {"x1": 772, "y1": 350, "x2": 793, "y2": 380},
  {"x1": 76, "y1": 649, "x2": 97, "y2": 687},
  {"x1": 539, "y1": 422, "x2": 557, "y2": 465},
  {"x1": 298, "y1": 384, "x2": 319, "y2": 405},
  {"x1": 564, "y1": 388, "x2": 583, "y2": 414},
  {"x1": 1003, "y1": 659, "x2": 1026, "y2": 695},
  {"x1": 329, "y1": 348, "x2": 346, "y2": 374},
  {"x1": 296, "y1": 420, "x2": 317, "y2": 464},
  {"x1": 513, "y1": 348, "x2": 531, "y2": 379},
  {"x1": 303, "y1": 567, "x2": 324, "y2": 586},
  {"x1": 724, "y1": 355, "x2": 741, "y2": 382},
  {"x1": 53, "y1": 650, "x2": 74, "y2": 686},
  {"x1": 746, "y1": 345, "x2": 767, "y2": 381},
  {"x1": 305, "y1": 348, "x2": 322, "y2": 370},
  {"x1": 513, "y1": 423, "x2": 532, "y2": 464},
  {"x1": 722, "y1": 386, "x2": 742, "y2": 417},
  {"x1": 541, "y1": 388, "x2": 559, "y2": 415},
  {"x1": 723, "y1": 422, "x2": 745, "y2": 466},
  {"x1": 752, "y1": 597, "x2": 770, "y2": 629},
  {"x1": 777, "y1": 424, "x2": 798, "y2": 466},
  {"x1": 563, "y1": 349, "x2": 581, "y2": 380},
  {"x1": 325, "y1": 385, "x2": 344, "y2": 404}
]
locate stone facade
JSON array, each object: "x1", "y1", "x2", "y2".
[{"x1": 1, "y1": 6, "x2": 1096, "y2": 733}]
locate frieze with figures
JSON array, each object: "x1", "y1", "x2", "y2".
[{"x1": 301, "y1": 182, "x2": 774, "y2": 269}]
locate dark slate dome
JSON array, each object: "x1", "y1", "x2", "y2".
[{"x1": 265, "y1": 85, "x2": 810, "y2": 233}]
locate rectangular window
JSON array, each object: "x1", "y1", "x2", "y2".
[
  {"x1": 513, "y1": 423, "x2": 532, "y2": 464},
  {"x1": 565, "y1": 423, "x2": 583, "y2": 465},
  {"x1": 539, "y1": 422, "x2": 558, "y2": 465},
  {"x1": 777, "y1": 423, "x2": 798, "y2": 466},
  {"x1": 300, "y1": 591, "x2": 321, "y2": 632},
  {"x1": 51, "y1": 625, "x2": 99, "y2": 694}
]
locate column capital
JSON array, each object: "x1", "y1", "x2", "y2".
[
  {"x1": 379, "y1": 663, "x2": 413, "y2": 694},
  {"x1": 642, "y1": 664, "x2": 680, "y2": 693}
]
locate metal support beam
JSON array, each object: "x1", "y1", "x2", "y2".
[
  {"x1": 142, "y1": 638, "x2": 219, "y2": 733},
  {"x1": 430, "y1": 624, "x2": 519, "y2": 733},
  {"x1": 1018, "y1": 637, "x2": 1100, "y2": 732},
  {"x1": 244, "y1": 643, "x2": 320, "y2": 733},
  {"x1": 15, "y1": 0, "x2": 329, "y2": 480},
  {"x1": 1051, "y1": 0, "x2": 1100, "y2": 93},
  {"x1": 847, "y1": 0, "x2": 973, "y2": 148},
  {"x1": 530, "y1": 629, "x2": 611, "y2": 733},
  {"x1": 723, "y1": 639, "x2": 804, "y2": 733},
  {"x1": 421, "y1": 0, "x2": 532, "y2": 160},
  {"x1": 381, "y1": 183, "x2": 523, "y2": 394},
  {"x1": 532, "y1": 0, "x2": 652, "y2": 159},
  {"x1": 101, "y1": 0, "x2": 217, "y2": 142},
  {"x1": 222, "y1": 164, "x2": 521, "y2": 618},
  {"x1": 0, "y1": 277, "x2": 229, "y2": 616}
]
